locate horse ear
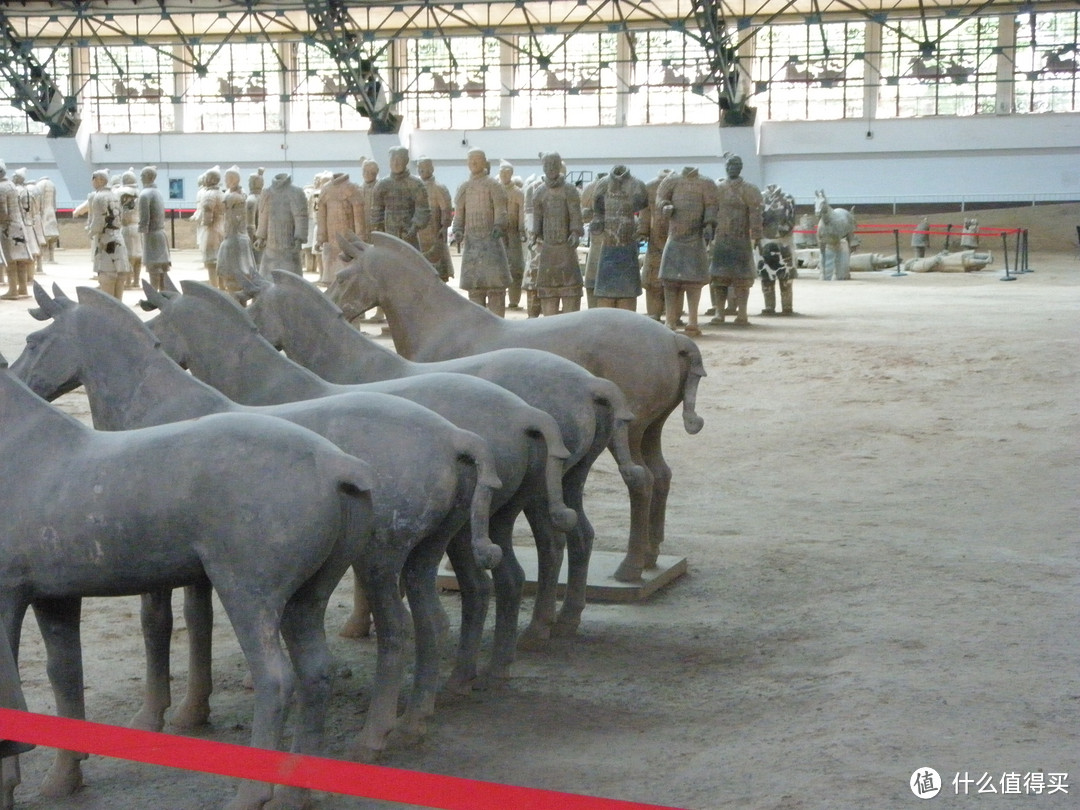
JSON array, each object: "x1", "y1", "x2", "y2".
[
  {"x1": 139, "y1": 279, "x2": 173, "y2": 312},
  {"x1": 338, "y1": 232, "x2": 365, "y2": 259}
]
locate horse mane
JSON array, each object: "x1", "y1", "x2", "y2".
[
  {"x1": 178, "y1": 280, "x2": 261, "y2": 333},
  {"x1": 370, "y1": 231, "x2": 442, "y2": 279},
  {"x1": 76, "y1": 285, "x2": 163, "y2": 351},
  {"x1": 270, "y1": 269, "x2": 346, "y2": 318}
]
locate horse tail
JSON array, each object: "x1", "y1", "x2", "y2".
[
  {"x1": 588, "y1": 378, "x2": 648, "y2": 490},
  {"x1": 523, "y1": 413, "x2": 579, "y2": 533},
  {"x1": 453, "y1": 430, "x2": 504, "y2": 569},
  {"x1": 673, "y1": 333, "x2": 706, "y2": 435}
]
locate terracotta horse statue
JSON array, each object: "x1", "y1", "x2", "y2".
[
  {"x1": 13, "y1": 283, "x2": 505, "y2": 762},
  {"x1": 139, "y1": 280, "x2": 594, "y2": 692},
  {"x1": 814, "y1": 189, "x2": 858, "y2": 281},
  {"x1": 0, "y1": 351, "x2": 373, "y2": 810},
  {"x1": 235, "y1": 267, "x2": 645, "y2": 642},
  {"x1": 327, "y1": 232, "x2": 707, "y2": 583}
]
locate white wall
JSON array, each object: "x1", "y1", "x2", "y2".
[{"x1": 1, "y1": 112, "x2": 1077, "y2": 209}]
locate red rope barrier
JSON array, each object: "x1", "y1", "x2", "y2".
[{"x1": 0, "y1": 708, "x2": 686, "y2": 810}]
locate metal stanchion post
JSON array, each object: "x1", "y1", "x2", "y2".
[
  {"x1": 1000, "y1": 231, "x2": 1016, "y2": 281},
  {"x1": 1021, "y1": 229, "x2": 1032, "y2": 273},
  {"x1": 170, "y1": 209, "x2": 176, "y2": 249},
  {"x1": 891, "y1": 229, "x2": 906, "y2": 276}
]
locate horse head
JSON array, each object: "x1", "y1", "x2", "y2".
[
  {"x1": 249, "y1": 269, "x2": 347, "y2": 351},
  {"x1": 326, "y1": 232, "x2": 380, "y2": 320}
]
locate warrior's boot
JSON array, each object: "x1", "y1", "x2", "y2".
[
  {"x1": 645, "y1": 285, "x2": 664, "y2": 320},
  {"x1": 128, "y1": 258, "x2": 143, "y2": 289},
  {"x1": 507, "y1": 281, "x2": 522, "y2": 309},
  {"x1": 780, "y1": 278, "x2": 794, "y2": 315},
  {"x1": 733, "y1": 286, "x2": 751, "y2": 325},
  {"x1": 16, "y1": 262, "x2": 31, "y2": 298},
  {"x1": 1, "y1": 268, "x2": 19, "y2": 299},
  {"x1": 761, "y1": 283, "x2": 777, "y2": 315},
  {"x1": 526, "y1": 289, "x2": 541, "y2": 319},
  {"x1": 663, "y1": 288, "x2": 682, "y2": 331},
  {"x1": 709, "y1": 283, "x2": 728, "y2": 324},
  {"x1": 206, "y1": 263, "x2": 219, "y2": 289}
]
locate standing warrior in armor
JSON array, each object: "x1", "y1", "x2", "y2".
[
  {"x1": 656, "y1": 165, "x2": 717, "y2": 337},
  {"x1": 246, "y1": 168, "x2": 265, "y2": 268},
  {"x1": 316, "y1": 171, "x2": 365, "y2": 285},
  {"x1": 416, "y1": 157, "x2": 454, "y2": 281},
  {"x1": 87, "y1": 168, "x2": 130, "y2": 299},
  {"x1": 359, "y1": 159, "x2": 379, "y2": 241},
  {"x1": 193, "y1": 166, "x2": 225, "y2": 288},
  {"x1": 591, "y1": 164, "x2": 649, "y2": 310},
  {"x1": 531, "y1": 151, "x2": 584, "y2": 316},
  {"x1": 498, "y1": 160, "x2": 526, "y2": 307},
  {"x1": 216, "y1": 165, "x2": 259, "y2": 290},
  {"x1": 521, "y1": 173, "x2": 543, "y2": 318},
  {"x1": 759, "y1": 183, "x2": 797, "y2": 316},
  {"x1": 579, "y1": 171, "x2": 606, "y2": 309},
  {"x1": 36, "y1": 176, "x2": 60, "y2": 265},
  {"x1": 452, "y1": 148, "x2": 511, "y2": 316},
  {"x1": 118, "y1": 168, "x2": 143, "y2": 289},
  {"x1": 371, "y1": 146, "x2": 430, "y2": 250},
  {"x1": 255, "y1": 172, "x2": 309, "y2": 276},
  {"x1": 709, "y1": 154, "x2": 763, "y2": 326},
  {"x1": 14, "y1": 169, "x2": 43, "y2": 287},
  {"x1": 0, "y1": 161, "x2": 31, "y2": 299},
  {"x1": 138, "y1": 165, "x2": 172, "y2": 291},
  {"x1": 639, "y1": 168, "x2": 672, "y2": 320},
  {"x1": 302, "y1": 172, "x2": 330, "y2": 278}
]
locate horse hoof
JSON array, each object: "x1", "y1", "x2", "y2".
[
  {"x1": 552, "y1": 616, "x2": 581, "y2": 638},
  {"x1": 39, "y1": 760, "x2": 82, "y2": 798},
  {"x1": 128, "y1": 706, "x2": 166, "y2": 732},
  {"x1": 347, "y1": 740, "x2": 383, "y2": 764},
  {"x1": 517, "y1": 622, "x2": 551, "y2": 651},
  {"x1": 613, "y1": 559, "x2": 644, "y2": 583},
  {"x1": 338, "y1": 616, "x2": 372, "y2": 639},
  {"x1": 170, "y1": 700, "x2": 211, "y2": 730}
]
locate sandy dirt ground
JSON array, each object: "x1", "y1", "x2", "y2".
[{"x1": 1, "y1": 205, "x2": 1077, "y2": 809}]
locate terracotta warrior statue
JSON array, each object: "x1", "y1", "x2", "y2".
[
  {"x1": 137, "y1": 165, "x2": 172, "y2": 291},
  {"x1": 371, "y1": 146, "x2": 430, "y2": 250},
  {"x1": 216, "y1": 165, "x2": 259, "y2": 290},
  {"x1": 530, "y1": 151, "x2": 584, "y2": 316},
  {"x1": 12, "y1": 168, "x2": 42, "y2": 288},
  {"x1": 0, "y1": 161, "x2": 33, "y2": 299},
  {"x1": 959, "y1": 217, "x2": 980, "y2": 250},
  {"x1": 359, "y1": 159, "x2": 379, "y2": 241},
  {"x1": 911, "y1": 216, "x2": 930, "y2": 258},
  {"x1": 452, "y1": 148, "x2": 511, "y2": 316},
  {"x1": 579, "y1": 171, "x2": 606, "y2": 309},
  {"x1": 639, "y1": 168, "x2": 672, "y2": 320},
  {"x1": 416, "y1": 156, "x2": 454, "y2": 281},
  {"x1": 302, "y1": 172, "x2": 331, "y2": 277},
  {"x1": 498, "y1": 160, "x2": 526, "y2": 307},
  {"x1": 255, "y1": 172, "x2": 309, "y2": 276},
  {"x1": 316, "y1": 171, "x2": 365, "y2": 285},
  {"x1": 656, "y1": 165, "x2": 717, "y2": 337},
  {"x1": 246, "y1": 167, "x2": 265, "y2": 267},
  {"x1": 521, "y1": 173, "x2": 543, "y2": 318},
  {"x1": 118, "y1": 168, "x2": 143, "y2": 289},
  {"x1": 591, "y1": 165, "x2": 649, "y2": 310},
  {"x1": 709, "y1": 154, "x2": 763, "y2": 326},
  {"x1": 36, "y1": 175, "x2": 60, "y2": 264},
  {"x1": 759, "y1": 183, "x2": 797, "y2": 316},
  {"x1": 193, "y1": 166, "x2": 225, "y2": 288},
  {"x1": 87, "y1": 168, "x2": 130, "y2": 299}
]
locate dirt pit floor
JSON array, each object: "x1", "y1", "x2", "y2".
[{"x1": 2, "y1": 204, "x2": 1078, "y2": 809}]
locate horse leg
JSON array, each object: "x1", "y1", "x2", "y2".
[
  {"x1": 641, "y1": 419, "x2": 673, "y2": 568},
  {"x1": 519, "y1": 495, "x2": 569, "y2": 648},
  {"x1": 31, "y1": 598, "x2": 88, "y2": 798},
  {"x1": 443, "y1": 530, "x2": 493, "y2": 695},
  {"x1": 339, "y1": 567, "x2": 373, "y2": 639},
  {"x1": 398, "y1": 534, "x2": 454, "y2": 739},
  {"x1": 1, "y1": 759, "x2": 18, "y2": 810},
  {"x1": 483, "y1": 506, "x2": 525, "y2": 681},
  {"x1": 613, "y1": 425, "x2": 654, "y2": 582},
  {"x1": 213, "y1": 591, "x2": 291, "y2": 810},
  {"x1": 273, "y1": 560, "x2": 345, "y2": 809},
  {"x1": 171, "y1": 582, "x2": 213, "y2": 729},
  {"x1": 554, "y1": 457, "x2": 597, "y2": 634},
  {"x1": 0, "y1": 607, "x2": 30, "y2": 810},
  {"x1": 350, "y1": 558, "x2": 410, "y2": 761},
  {"x1": 131, "y1": 589, "x2": 173, "y2": 731}
]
